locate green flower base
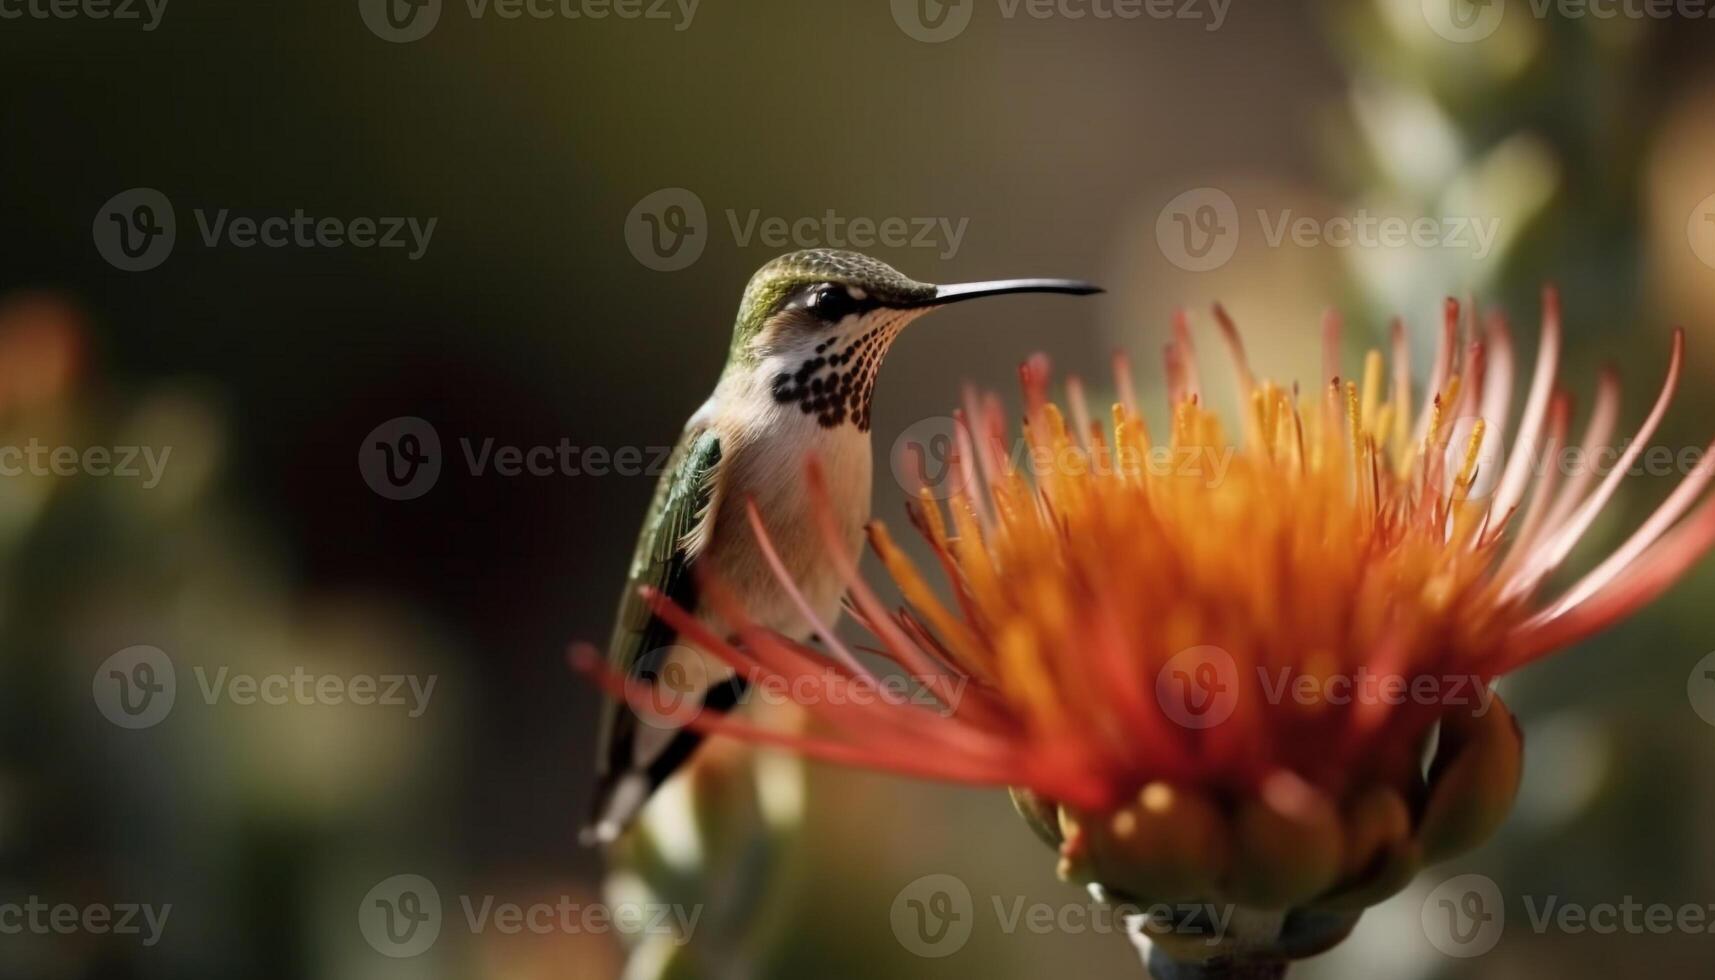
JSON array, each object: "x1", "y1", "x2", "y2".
[
  {"x1": 1144, "y1": 954, "x2": 1286, "y2": 980},
  {"x1": 1128, "y1": 905, "x2": 1362, "y2": 980}
]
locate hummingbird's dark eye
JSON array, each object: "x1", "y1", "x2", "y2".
[{"x1": 803, "y1": 283, "x2": 860, "y2": 322}]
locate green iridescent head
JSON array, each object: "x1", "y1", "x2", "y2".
[
  {"x1": 727, "y1": 250, "x2": 933, "y2": 361},
  {"x1": 725, "y1": 249, "x2": 1102, "y2": 367}
]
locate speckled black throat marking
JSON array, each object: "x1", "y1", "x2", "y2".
[{"x1": 769, "y1": 322, "x2": 899, "y2": 432}]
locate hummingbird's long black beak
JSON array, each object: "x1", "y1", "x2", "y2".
[{"x1": 916, "y1": 278, "x2": 1103, "y2": 307}]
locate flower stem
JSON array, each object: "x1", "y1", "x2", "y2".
[
  {"x1": 1143, "y1": 949, "x2": 1288, "y2": 980},
  {"x1": 1125, "y1": 906, "x2": 1296, "y2": 980},
  {"x1": 1120, "y1": 898, "x2": 1357, "y2": 978}
]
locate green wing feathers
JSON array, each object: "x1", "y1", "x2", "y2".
[{"x1": 594, "y1": 426, "x2": 723, "y2": 772}]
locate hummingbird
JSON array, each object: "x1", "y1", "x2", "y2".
[{"x1": 584, "y1": 248, "x2": 1100, "y2": 844}]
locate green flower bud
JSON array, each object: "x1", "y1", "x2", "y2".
[
  {"x1": 1226, "y1": 774, "x2": 1343, "y2": 909},
  {"x1": 1010, "y1": 786, "x2": 1064, "y2": 849},
  {"x1": 1321, "y1": 786, "x2": 1418, "y2": 910},
  {"x1": 1418, "y1": 693, "x2": 1524, "y2": 863},
  {"x1": 1076, "y1": 782, "x2": 1229, "y2": 903}
]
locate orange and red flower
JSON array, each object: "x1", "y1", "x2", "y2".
[{"x1": 578, "y1": 288, "x2": 1715, "y2": 832}]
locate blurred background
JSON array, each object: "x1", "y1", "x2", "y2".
[{"x1": 3, "y1": 0, "x2": 1715, "y2": 976}]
